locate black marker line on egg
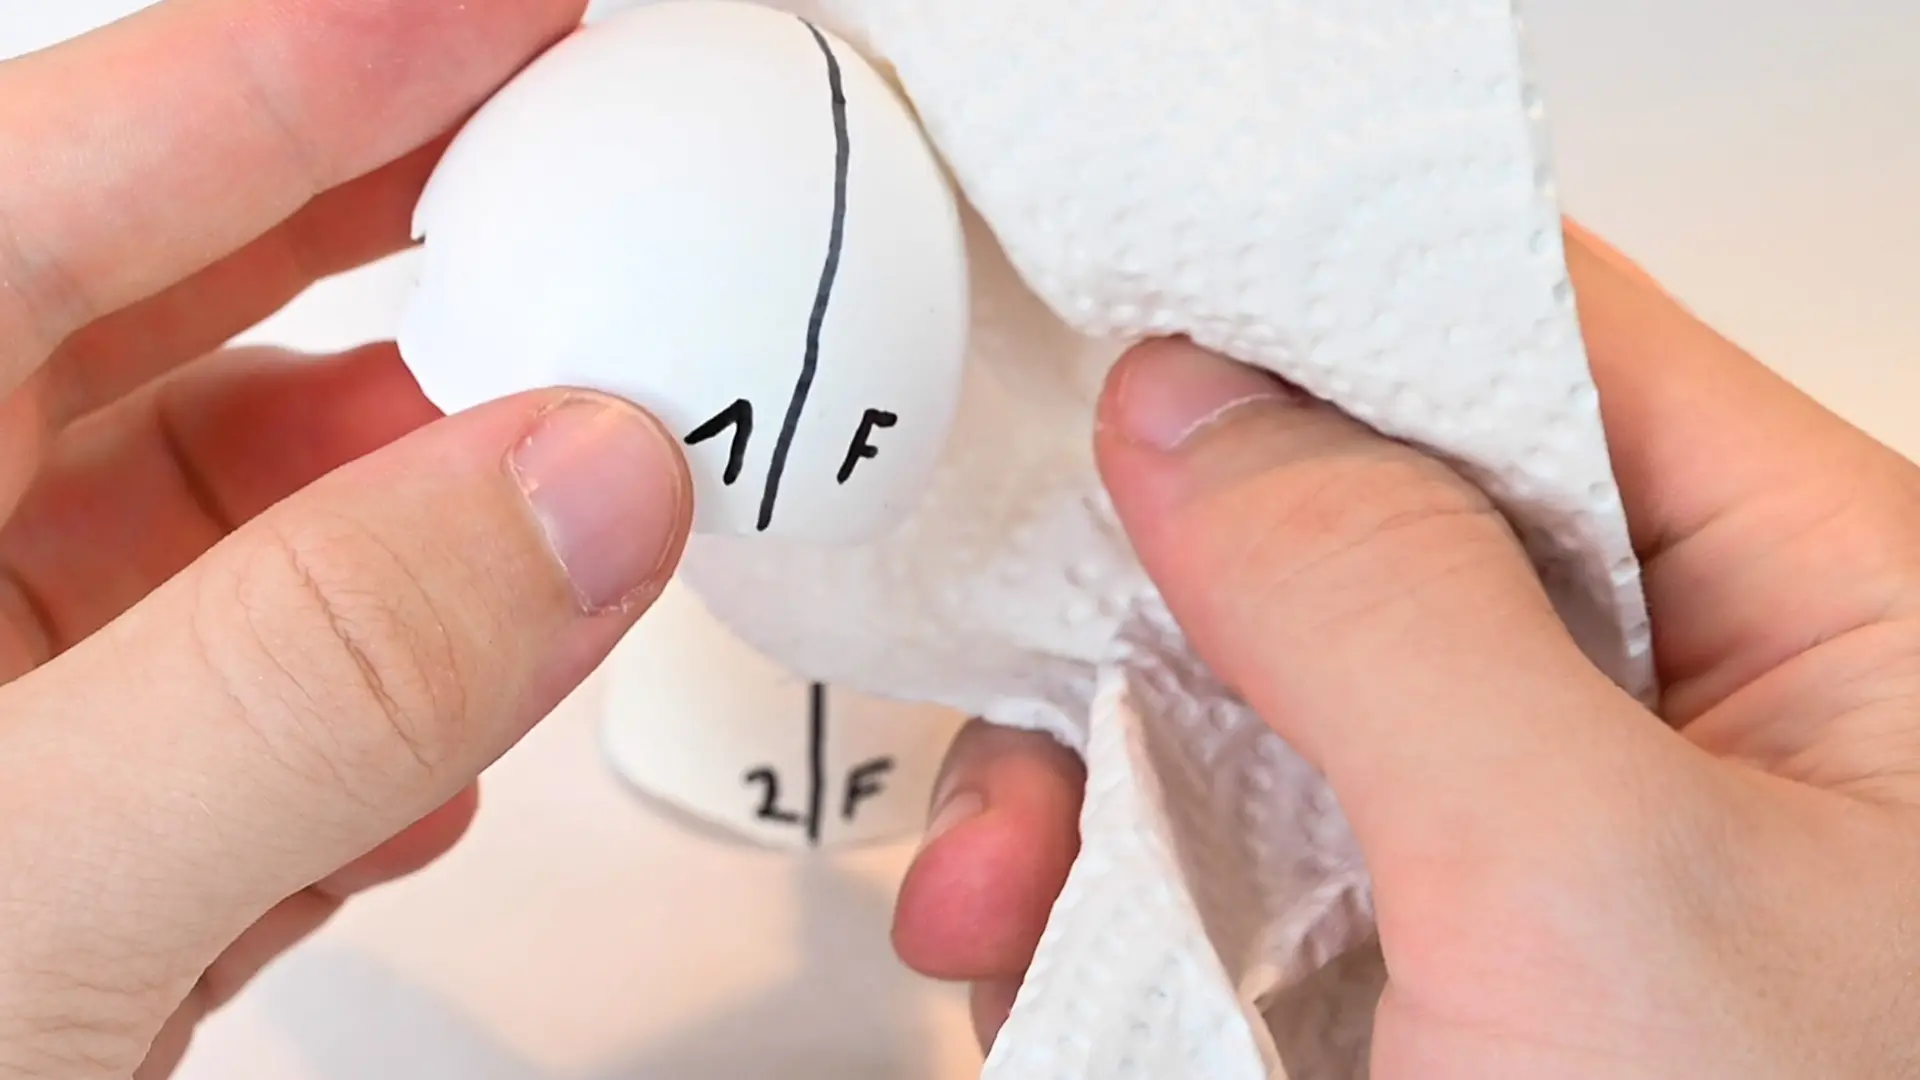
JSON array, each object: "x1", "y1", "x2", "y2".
[
  {"x1": 805, "y1": 681, "x2": 828, "y2": 845},
  {"x1": 756, "y1": 18, "x2": 852, "y2": 532},
  {"x1": 837, "y1": 408, "x2": 897, "y2": 483}
]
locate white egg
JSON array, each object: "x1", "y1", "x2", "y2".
[{"x1": 398, "y1": 0, "x2": 970, "y2": 543}]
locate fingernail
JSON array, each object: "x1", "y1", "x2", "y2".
[
  {"x1": 1112, "y1": 340, "x2": 1294, "y2": 451},
  {"x1": 510, "y1": 396, "x2": 687, "y2": 613},
  {"x1": 923, "y1": 786, "x2": 984, "y2": 849}
]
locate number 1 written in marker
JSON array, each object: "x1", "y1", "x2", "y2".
[{"x1": 682, "y1": 401, "x2": 900, "y2": 488}]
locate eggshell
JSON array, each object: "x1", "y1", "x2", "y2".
[{"x1": 398, "y1": 0, "x2": 970, "y2": 543}]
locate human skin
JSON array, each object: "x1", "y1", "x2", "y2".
[
  {"x1": 0, "y1": 1, "x2": 702, "y2": 1075},
  {"x1": 7, "y1": 2, "x2": 1911, "y2": 1078},
  {"x1": 894, "y1": 224, "x2": 1920, "y2": 1076},
  {"x1": 0, "y1": 2, "x2": 1091, "y2": 1074}
]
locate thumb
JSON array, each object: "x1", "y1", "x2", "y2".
[
  {"x1": 0, "y1": 389, "x2": 687, "y2": 1019},
  {"x1": 1095, "y1": 339, "x2": 1682, "y2": 872}
]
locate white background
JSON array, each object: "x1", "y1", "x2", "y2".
[{"x1": 2, "y1": 2, "x2": 1917, "y2": 1078}]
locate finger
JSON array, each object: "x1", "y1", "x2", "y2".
[
  {"x1": 46, "y1": 138, "x2": 447, "y2": 427},
  {"x1": 1559, "y1": 225, "x2": 1920, "y2": 723},
  {"x1": 0, "y1": 147, "x2": 437, "y2": 526},
  {"x1": 0, "y1": 370, "x2": 53, "y2": 658},
  {"x1": 893, "y1": 720, "x2": 1084, "y2": 982},
  {"x1": 0, "y1": 368, "x2": 53, "y2": 523},
  {"x1": 0, "y1": 0, "x2": 586, "y2": 382},
  {"x1": 135, "y1": 786, "x2": 476, "y2": 1079},
  {"x1": 0, "y1": 343, "x2": 439, "y2": 680},
  {"x1": 136, "y1": 889, "x2": 339, "y2": 1080},
  {"x1": 1094, "y1": 339, "x2": 1691, "y2": 871},
  {"x1": 970, "y1": 977, "x2": 1022, "y2": 1055},
  {"x1": 1562, "y1": 220, "x2": 1674, "y2": 295},
  {"x1": 317, "y1": 783, "x2": 480, "y2": 898},
  {"x1": 0, "y1": 387, "x2": 690, "y2": 1045}
]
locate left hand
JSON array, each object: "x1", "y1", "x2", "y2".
[
  {"x1": 0, "y1": 6, "x2": 1012, "y2": 1075},
  {"x1": 0, "y1": 3, "x2": 682, "y2": 1075}
]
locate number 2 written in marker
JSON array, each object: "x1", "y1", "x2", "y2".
[{"x1": 739, "y1": 682, "x2": 897, "y2": 846}]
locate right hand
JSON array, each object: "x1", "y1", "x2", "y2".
[{"x1": 896, "y1": 223, "x2": 1920, "y2": 1078}]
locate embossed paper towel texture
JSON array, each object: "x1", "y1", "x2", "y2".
[{"x1": 657, "y1": 0, "x2": 1657, "y2": 1076}]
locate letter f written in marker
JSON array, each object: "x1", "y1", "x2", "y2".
[{"x1": 838, "y1": 408, "x2": 898, "y2": 483}]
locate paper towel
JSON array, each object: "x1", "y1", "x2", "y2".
[
  {"x1": 419, "y1": 0, "x2": 1657, "y2": 1075},
  {"x1": 666, "y1": 1, "x2": 1655, "y2": 1076}
]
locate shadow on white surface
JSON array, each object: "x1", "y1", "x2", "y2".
[{"x1": 256, "y1": 859, "x2": 942, "y2": 1080}]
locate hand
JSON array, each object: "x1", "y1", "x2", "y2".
[
  {"x1": 895, "y1": 223, "x2": 1920, "y2": 1077},
  {"x1": 0, "y1": 3, "x2": 695, "y2": 1076}
]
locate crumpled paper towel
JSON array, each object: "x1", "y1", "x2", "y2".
[
  {"x1": 628, "y1": 0, "x2": 1656, "y2": 1074},
  {"x1": 669, "y1": 0, "x2": 1658, "y2": 1075}
]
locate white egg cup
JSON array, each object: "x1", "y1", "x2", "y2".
[{"x1": 599, "y1": 579, "x2": 966, "y2": 851}]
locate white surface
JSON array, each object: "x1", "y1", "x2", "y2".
[
  {"x1": 402, "y1": 1, "x2": 970, "y2": 542},
  {"x1": 0, "y1": 2, "x2": 1914, "y2": 1079}
]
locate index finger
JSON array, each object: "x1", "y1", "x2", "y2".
[
  {"x1": 0, "y1": 0, "x2": 586, "y2": 387},
  {"x1": 1563, "y1": 224, "x2": 1920, "y2": 721},
  {"x1": 1563, "y1": 222, "x2": 1889, "y2": 558}
]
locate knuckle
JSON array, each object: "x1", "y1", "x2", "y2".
[
  {"x1": 1195, "y1": 450, "x2": 1518, "y2": 633},
  {"x1": 0, "y1": 194, "x2": 98, "y2": 368},
  {"x1": 0, "y1": 561, "x2": 56, "y2": 677},
  {"x1": 212, "y1": 14, "x2": 332, "y2": 196},
  {"x1": 202, "y1": 514, "x2": 468, "y2": 794},
  {"x1": 0, "y1": 965, "x2": 159, "y2": 1077}
]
